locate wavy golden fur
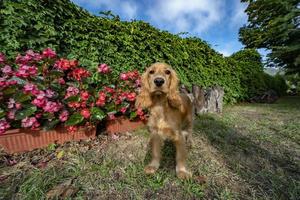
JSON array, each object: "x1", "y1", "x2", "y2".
[{"x1": 136, "y1": 62, "x2": 193, "y2": 179}]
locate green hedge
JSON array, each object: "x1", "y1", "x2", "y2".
[{"x1": 0, "y1": 0, "x2": 286, "y2": 103}]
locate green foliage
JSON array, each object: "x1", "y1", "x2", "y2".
[
  {"x1": 65, "y1": 113, "x2": 84, "y2": 126},
  {"x1": 239, "y1": 0, "x2": 300, "y2": 73},
  {"x1": 0, "y1": 0, "x2": 287, "y2": 103}
]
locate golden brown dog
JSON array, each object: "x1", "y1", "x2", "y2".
[{"x1": 135, "y1": 62, "x2": 193, "y2": 179}]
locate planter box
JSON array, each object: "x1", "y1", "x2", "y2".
[
  {"x1": 0, "y1": 126, "x2": 96, "y2": 154},
  {"x1": 106, "y1": 117, "x2": 146, "y2": 135}
]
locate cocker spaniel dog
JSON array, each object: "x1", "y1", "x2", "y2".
[{"x1": 135, "y1": 62, "x2": 193, "y2": 179}]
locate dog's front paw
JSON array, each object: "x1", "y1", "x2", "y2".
[
  {"x1": 144, "y1": 165, "x2": 158, "y2": 175},
  {"x1": 176, "y1": 170, "x2": 192, "y2": 179}
]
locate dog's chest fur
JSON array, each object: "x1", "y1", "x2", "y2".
[{"x1": 148, "y1": 104, "x2": 181, "y2": 140}]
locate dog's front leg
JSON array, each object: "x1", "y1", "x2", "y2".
[
  {"x1": 174, "y1": 134, "x2": 192, "y2": 179},
  {"x1": 145, "y1": 133, "x2": 163, "y2": 174}
]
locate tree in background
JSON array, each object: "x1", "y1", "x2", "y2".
[{"x1": 239, "y1": 0, "x2": 300, "y2": 74}]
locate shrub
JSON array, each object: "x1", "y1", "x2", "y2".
[
  {"x1": 0, "y1": 0, "x2": 286, "y2": 104},
  {"x1": 0, "y1": 48, "x2": 145, "y2": 134}
]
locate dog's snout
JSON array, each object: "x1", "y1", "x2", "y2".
[{"x1": 154, "y1": 78, "x2": 165, "y2": 87}]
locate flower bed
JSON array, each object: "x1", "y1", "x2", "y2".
[{"x1": 0, "y1": 48, "x2": 146, "y2": 136}]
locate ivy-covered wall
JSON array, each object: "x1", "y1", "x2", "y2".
[{"x1": 0, "y1": 0, "x2": 286, "y2": 103}]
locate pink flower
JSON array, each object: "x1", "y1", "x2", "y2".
[
  {"x1": 65, "y1": 86, "x2": 79, "y2": 99},
  {"x1": 58, "y1": 78, "x2": 65, "y2": 85},
  {"x1": 135, "y1": 79, "x2": 141, "y2": 87},
  {"x1": 15, "y1": 103, "x2": 22, "y2": 110},
  {"x1": 66, "y1": 126, "x2": 78, "y2": 132},
  {"x1": 120, "y1": 73, "x2": 128, "y2": 80},
  {"x1": 69, "y1": 68, "x2": 90, "y2": 81},
  {"x1": 21, "y1": 117, "x2": 37, "y2": 128},
  {"x1": 7, "y1": 110, "x2": 16, "y2": 120},
  {"x1": 96, "y1": 92, "x2": 106, "y2": 106},
  {"x1": 81, "y1": 101, "x2": 87, "y2": 108},
  {"x1": 16, "y1": 65, "x2": 38, "y2": 78},
  {"x1": 35, "y1": 113, "x2": 42, "y2": 119},
  {"x1": 0, "y1": 78, "x2": 6, "y2": 87},
  {"x1": 59, "y1": 110, "x2": 69, "y2": 122},
  {"x1": 43, "y1": 101, "x2": 61, "y2": 113},
  {"x1": 120, "y1": 107, "x2": 127, "y2": 114},
  {"x1": 32, "y1": 95, "x2": 47, "y2": 108},
  {"x1": 104, "y1": 86, "x2": 115, "y2": 93},
  {"x1": 1, "y1": 65, "x2": 13, "y2": 75},
  {"x1": 7, "y1": 98, "x2": 15, "y2": 109},
  {"x1": 80, "y1": 91, "x2": 89, "y2": 101},
  {"x1": 45, "y1": 89, "x2": 55, "y2": 98},
  {"x1": 42, "y1": 48, "x2": 56, "y2": 59},
  {"x1": 0, "y1": 53, "x2": 6, "y2": 64},
  {"x1": 80, "y1": 109, "x2": 90, "y2": 119},
  {"x1": 54, "y1": 59, "x2": 78, "y2": 71},
  {"x1": 26, "y1": 50, "x2": 43, "y2": 61},
  {"x1": 31, "y1": 121, "x2": 40, "y2": 130},
  {"x1": 7, "y1": 80, "x2": 17, "y2": 86},
  {"x1": 0, "y1": 119, "x2": 10, "y2": 134},
  {"x1": 137, "y1": 108, "x2": 144, "y2": 116},
  {"x1": 108, "y1": 113, "x2": 116, "y2": 120},
  {"x1": 98, "y1": 64, "x2": 111, "y2": 74},
  {"x1": 126, "y1": 92, "x2": 136, "y2": 102},
  {"x1": 68, "y1": 102, "x2": 81, "y2": 108},
  {"x1": 23, "y1": 83, "x2": 39, "y2": 95}
]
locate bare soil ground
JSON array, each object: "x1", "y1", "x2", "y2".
[{"x1": 0, "y1": 96, "x2": 299, "y2": 200}]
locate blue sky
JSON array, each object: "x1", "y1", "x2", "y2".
[{"x1": 71, "y1": 0, "x2": 253, "y2": 57}]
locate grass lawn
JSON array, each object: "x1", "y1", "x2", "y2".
[{"x1": 1, "y1": 96, "x2": 299, "y2": 200}]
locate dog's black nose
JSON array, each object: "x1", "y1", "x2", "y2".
[{"x1": 154, "y1": 78, "x2": 165, "y2": 87}]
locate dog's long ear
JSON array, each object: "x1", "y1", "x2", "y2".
[
  {"x1": 167, "y1": 69, "x2": 182, "y2": 108},
  {"x1": 135, "y1": 70, "x2": 152, "y2": 109}
]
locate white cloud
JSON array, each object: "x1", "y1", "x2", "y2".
[
  {"x1": 214, "y1": 41, "x2": 243, "y2": 57},
  {"x1": 71, "y1": 0, "x2": 138, "y2": 20},
  {"x1": 146, "y1": 0, "x2": 225, "y2": 34},
  {"x1": 230, "y1": 0, "x2": 248, "y2": 27}
]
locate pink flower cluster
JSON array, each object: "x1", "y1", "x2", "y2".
[
  {"x1": 54, "y1": 59, "x2": 78, "y2": 71},
  {"x1": 15, "y1": 65, "x2": 38, "y2": 78},
  {"x1": 0, "y1": 78, "x2": 17, "y2": 88},
  {"x1": 21, "y1": 117, "x2": 40, "y2": 129},
  {"x1": 59, "y1": 110, "x2": 69, "y2": 122},
  {"x1": 0, "y1": 48, "x2": 145, "y2": 134},
  {"x1": 1, "y1": 65, "x2": 13, "y2": 76},
  {"x1": 65, "y1": 86, "x2": 79, "y2": 99},
  {"x1": 0, "y1": 53, "x2": 6, "y2": 64},
  {"x1": 98, "y1": 64, "x2": 111, "y2": 74},
  {"x1": 96, "y1": 92, "x2": 106, "y2": 106},
  {"x1": 120, "y1": 70, "x2": 139, "y2": 81},
  {"x1": 23, "y1": 83, "x2": 40, "y2": 95},
  {"x1": 69, "y1": 68, "x2": 90, "y2": 81},
  {"x1": 42, "y1": 48, "x2": 56, "y2": 58},
  {"x1": 16, "y1": 50, "x2": 42, "y2": 65},
  {"x1": 0, "y1": 119, "x2": 10, "y2": 134}
]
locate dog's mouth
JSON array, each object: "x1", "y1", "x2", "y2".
[{"x1": 152, "y1": 89, "x2": 166, "y2": 96}]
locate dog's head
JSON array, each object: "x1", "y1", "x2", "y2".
[{"x1": 135, "y1": 62, "x2": 181, "y2": 109}]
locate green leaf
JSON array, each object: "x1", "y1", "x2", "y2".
[
  {"x1": 43, "y1": 119, "x2": 60, "y2": 130},
  {"x1": 91, "y1": 107, "x2": 106, "y2": 120},
  {"x1": 49, "y1": 70, "x2": 64, "y2": 77},
  {"x1": 65, "y1": 113, "x2": 84, "y2": 126},
  {"x1": 0, "y1": 108, "x2": 5, "y2": 118},
  {"x1": 15, "y1": 93, "x2": 32, "y2": 103},
  {"x1": 65, "y1": 95, "x2": 80, "y2": 102},
  {"x1": 15, "y1": 106, "x2": 37, "y2": 120},
  {"x1": 3, "y1": 87, "x2": 16, "y2": 95},
  {"x1": 129, "y1": 111, "x2": 137, "y2": 120}
]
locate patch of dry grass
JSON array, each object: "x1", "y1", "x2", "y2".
[{"x1": 0, "y1": 97, "x2": 299, "y2": 199}]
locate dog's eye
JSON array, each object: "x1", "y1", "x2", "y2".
[
  {"x1": 165, "y1": 70, "x2": 171, "y2": 75},
  {"x1": 149, "y1": 70, "x2": 155, "y2": 74}
]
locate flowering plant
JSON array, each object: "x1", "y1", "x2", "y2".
[{"x1": 0, "y1": 48, "x2": 145, "y2": 134}]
